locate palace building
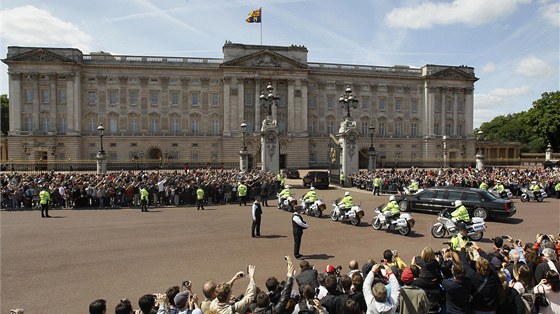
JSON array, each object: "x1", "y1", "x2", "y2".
[{"x1": 3, "y1": 42, "x2": 480, "y2": 169}]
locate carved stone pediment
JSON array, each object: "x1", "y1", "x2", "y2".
[
  {"x1": 425, "y1": 67, "x2": 478, "y2": 81},
  {"x1": 4, "y1": 48, "x2": 76, "y2": 63},
  {"x1": 221, "y1": 50, "x2": 308, "y2": 69}
]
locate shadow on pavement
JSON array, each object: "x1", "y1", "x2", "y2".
[
  {"x1": 260, "y1": 235, "x2": 287, "y2": 239},
  {"x1": 301, "y1": 253, "x2": 335, "y2": 261},
  {"x1": 493, "y1": 217, "x2": 524, "y2": 224}
]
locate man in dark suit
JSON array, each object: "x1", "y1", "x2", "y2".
[
  {"x1": 251, "y1": 200, "x2": 262, "y2": 238},
  {"x1": 292, "y1": 209, "x2": 309, "y2": 259}
]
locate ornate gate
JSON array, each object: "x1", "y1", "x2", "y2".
[{"x1": 328, "y1": 135, "x2": 341, "y2": 185}]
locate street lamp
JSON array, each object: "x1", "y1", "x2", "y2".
[
  {"x1": 442, "y1": 135, "x2": 447, "y2": 168},
  {"x1": 339, "y1": 85, "x2": 359, "y2": 119},
  {"x1": 97, "y1": 124, "x2": 105, "y2": 155},
  {"x1": 240, "y1": 122, "x2": 248, "y2": 171},
  {"x1": 260, "y1": 82, "x2": 280, "y2": 117},
  {"x1": 395, "y1": 152, "x2": 400, "y2": 168},
  {"x1": 368, "y1": 126, "x2": 376, "y2": 171}
]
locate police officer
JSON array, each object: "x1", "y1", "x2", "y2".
[
  {"x1": 382, "y1": 195, "x2": 400, "y2": 223},
  {"x1": 373, "y1": 175, "x2": 382, "y2": 196},
  {"x1": 196, "y1": 186, "x2": 205, "y2": 210},
  {"x1": 340, "y1": 172, "x2": 345, "y2": 187},
  {"x1": 292, "y1": 207, "x2": 309, "y2": 259},
  {"x1": 495, "y1": 180, "x2": 506, "y2": 198},
  {"x1": 555, "y1": 180, "x2": 560, "y2": 199},
  {"x1": 302, "y1": 186, "x2": 317, "y2": 210},
  {"x1": 140, "y1": 185, "x2": 149, "y2": 212},
  {"x1": 479, "y1": 181, "x2": 488, "y2": 191},
  {"x1": 238, "y1": 182, "x2": 248, "y2": 206},
  {"x1": 450, "y1": 222, "x2": 470, "y2": 251},
  {"x1": 407, "y1": 179, "x2": 419, "y2": 194},
  {"x1": 337, "y1": 191, "x2": 354, "y2": 213},
  {"x1": 451, "y1": 200, "x2": 470, "y2": 224},
  {"x1": 530, "y1": 181, "x2": 541, "y2": 200},
  {"x1": 251, "y1": 200, "x2": 262, "y2": 238},
  {"x1": 39, "y1": 185, "x2": 51, "y2": 218}
]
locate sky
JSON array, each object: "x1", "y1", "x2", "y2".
[{"x1": 0, "y1": 0, "x2": 558, "y2": 128}]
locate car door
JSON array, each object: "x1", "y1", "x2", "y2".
[
  {"x1": 462, "y1": 192, "x2": 481, "y2": 214},
  {"x1": 443, "y1": 190, "x2": 465, "y2": 212},
  {"x1": 431, "y1": 190, "x2": 453, "y2": 213},
  {"x1": 413, "y1": 189, "x2": 437, "y2": 212}
]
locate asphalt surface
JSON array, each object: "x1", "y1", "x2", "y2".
[{"x1": 1, "y1": 179, "x2": 559, "y2": 313}]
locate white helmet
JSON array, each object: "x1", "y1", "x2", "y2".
[
  {"x1": 344, "y1": 191, "x2": 350, "y2": 196},
  {"x1": 310, "y1": 187, "x2": 315, "y2": 191},
  {"x1": 285, "y1": 185, "x2": 290, "y2": 189},
  {"x1": 455, "y1": 200, "x2": 462, "y2": 207},
  {"x1": 389, "y1": 195, "x2": 395, "y2": 201}
]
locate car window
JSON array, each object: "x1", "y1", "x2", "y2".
[
  {"x1": 419, "y1": 190, "x2": 436, "y2": 199},
  {"x1": 447, "y1": 191, "x2": 463, "y2": 200},
  {"x1": 465, "y1": 193, "x2": 480, "y2": 201},
  {"x1": 435, "y1": 191, "x2": 446, "y2": 199},
  {"x1": 480, "y1": 190, "x2": 498, "y2": 201},
  {"x1": 316, "y1": 172, "x2": 329, "y2": 178}
]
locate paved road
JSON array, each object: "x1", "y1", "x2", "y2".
[{"x1": 1, "y1": 181, "x2": 559, "y2": 313}]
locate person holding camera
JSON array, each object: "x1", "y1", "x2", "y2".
[
  {"x1": 252, "y1": 256, "x2": 295, "y2": 314},
  {"x1": 201, "y1": 271, "x2": 245, "y2": 313},
  {"x1": 210, "y1": 265, "x2": 256, "y2": 314},
  {"x1": 291, "y1": 283, "x2": 328, "y2": 314},
  {"x1": 363, "y1": 263, "x2": 401, "y2": 314},
  {"x1": 450, "y1": 222, "x2": 471, "y2": 251}
]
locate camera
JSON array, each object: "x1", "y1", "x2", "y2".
[
  {"x1": 182, "y1": 280, "x2": 191, "y2": 288},
  {"x1": 501, "y1": 235, "x2": 509, "y2": 239},
  {"x1": 466, "y1": 242, "x2": 473, "y2": 247}
]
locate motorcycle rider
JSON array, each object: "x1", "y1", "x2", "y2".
[
  {"x1": 450, "y1": 200, "x2": 470, "y2": 224},
  {"x1": 279, "y1": 185, "x2": 292, "y2": 210},
  {"x1": 529, "y1": 180, "x2": 541, "y2": 200},
  {"x1": 450, "y1": 222, "x2": 471, "y2": 251},
  {"x1": 382, "y1": 195, "x2": 400, "y2": 224},
  {"x1": 407, "y1": 180, "x2": 419, "y2": 194},
  {"x1": 555, "y1": 180, "x2": 560, "y2": 199},
  {"x1": 479, "y1": 180, "x2": 488, "y2": 191},
  {"x1": 495, "y1": 180, "x2": 506, "y2": 198},
  {"x1": 302, "y1": 186, "x2": 317, "y2": 210},
  {"x1": 337, "y1": 191, "x2": 354, "y2": 214}
]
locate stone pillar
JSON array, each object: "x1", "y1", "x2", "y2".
[
  {"x1": 8, "y1": 72, "x2": 22, "y2": 133},
  {"x1": 96, "y1": 152, "x2": 107, "y2": 174},
  {"x1": 260, "y1": 117, "x2": 279, "y2": 173},
  {"x1": 222, "y1": 76, "x2": 231, "y2": 135},
  {"x1": 338, "y1": 118, "x2": 359, "y2": 187},
  {"x1": 545, "y1": 143, "x2": 553, "y2": 161},
  {"x1": 239, "y1": 147, "x2": 249, "y2": 172},
  {"x1": 476, "y1": 150, "x2": 484, "y2": 171},
  {"x1": 254, "y1": 80, "x2": 261, "y2": 132}
]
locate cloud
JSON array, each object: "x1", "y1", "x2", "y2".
[
  {"x1": 480, "y1": 62, "x2": 496, "y2": 74},
  {"x1": 539, "y1": 2, "x2": 560, "y2": 26},
  {"x1": 385, "y1": 0, "x2": 530, "y2": 29},
  {"x1": 0, "y1": 5, "x2": 93, "y2": 51},
  {"x1": 475, "y1": 86, "x2": 531, "y2": 109},
  {"x1": 515, "y1": 56, "x2": 554, "y2": 77}
]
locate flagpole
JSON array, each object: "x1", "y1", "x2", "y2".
[{"x1": 260, "y1": 7, "x2": 263, "y2": 45}]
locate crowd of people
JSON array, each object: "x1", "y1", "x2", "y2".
[
  {"x1": 348, "y1": 167, "x2": 560, "y2": 198},
  {"x1": 80, "y1": 232, "x2": 560, "y2": 314},
  {"x1": 0, "y1": 168, "x2": 281, "y2": 211}
]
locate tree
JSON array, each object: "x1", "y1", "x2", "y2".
[
  {"x1": 1, "y1": 94, "x2": 8, "y2": 135},
  {"x1": 524, "y1": 91, "x2": 560, "y2": 152}
]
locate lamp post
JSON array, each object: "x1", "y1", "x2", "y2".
[
  {"x1": 368, "y1": 126, "x2": 376, "y2": 171},
  {"x1": 260, "y1": 82, "x2": 280, "y2": 118},
  {"x1": 476, "y1": 130, "x2": 484, "y2": 170},
  {"x1": 442, "y1": 135, "x2": 447, "y2": 168},
  {"x1": 98, "y1": 124, "x2": 105, "y2": 155},
  {"x1": 339, "y1": 85, "x2": 359, "y2": 119},
  {"x1": 96, "y1": 124, "x2": 107, "y2": 174},
  {"x1": 139, "y1": 151, "x2": 144, "y2": 171},
  {"x1": 239, "y1": 122, "x2": 248, "y2": 172},
  {"x1": 395, "y1": 152, "x2": 400, "y2": 168}
]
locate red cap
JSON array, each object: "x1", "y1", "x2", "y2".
[
  {"x1": 401, "y1": 267, "x2": 414, "y2": 284},
  {"x1": 325, "y1": 265, "x2": 336, "y2": 273}
]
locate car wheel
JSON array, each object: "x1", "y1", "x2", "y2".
[
  {"x1": 371, "y1": 218, "x2": 382, "y2": 230},
  {"x1": 398, "y1": 200, "x2": 409, "y2": 212},
  {"x1": 472, "y1": 207, "x2": 488, "y2": 220}
]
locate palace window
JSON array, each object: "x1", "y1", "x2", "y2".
[
  {"x1": 170, "y1": 91, "x2": 180, "y2": 106},
  {"x1": 108, "y1": 90, "x2": 118, "y2": 105},
  {"x1": 129, "y1": 90, "x2": 139, "y2": 105},
  {"x1": 58, "y1": 88, "x2": 66, "y2": 104}
]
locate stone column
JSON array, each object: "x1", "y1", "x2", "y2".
[
  {"x1": 465, "y1": 88, "x2": 474, "y2": 135},
  {"x1": 301, "y1": 79, "x2": 308, "y2": 135},
  {"x1": 261, "y1": 118, "x2": 279, "y2": 173},
  {"x1": 96, "y1": 151, "x2": 107, "y2": 174},
  {"x1": 287, "y1": 79, "x2": 295, "y2": 132},
  {"x1": 222, "y1": 76, "x2": 231, "y2": 135},
  {"x1": 237, "y1": 77, "x2": 245, "y2": 129},
  {"x1": 338, "y1": 118, "x2": 359, "y2": 187},
  {"x1": 8, "y1": 72, "x2": 22, "y2": 133}
]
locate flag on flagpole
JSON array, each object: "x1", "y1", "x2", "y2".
[{"x1": 246, "y1": 8, "x2": 262, "y2": 23}]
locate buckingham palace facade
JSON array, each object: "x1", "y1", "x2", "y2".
[{"x1": 3, "y1": 42, "x2": 479, "y2": 169}]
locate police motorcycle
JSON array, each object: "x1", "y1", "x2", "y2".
[
  {"x1": 520, "y1": 187, "x2": 545, "y2": 202},
  {"x1": 371, "y1": 203, "x2": 415, "y2": 236},
  {"x1": 430, "y1": 208, "x2": 485, "y2": 241},
  {"x1": 488, "y1": 188, "x2": 513, "y2": 199},
  {"x1": 330, "y1": 199, "x2": 364, "y2": 226},
  {"x1": 299, "y1": 196, "x2": 326, "y2": 218},
  {"x1": 277, "y1": 193, "x2": 297, "y2": 212}
]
